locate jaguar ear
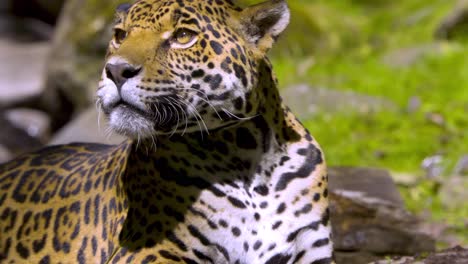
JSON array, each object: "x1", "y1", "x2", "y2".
[
  {"x1": 115, "y1": 3, "x2": 132, "y2": 22},
  {"x1": 239, "y1": 0, "x2": 290, "y2": 53},
  {"x1": 116, "y1": 3, "x2": 132, "y2": 14}
]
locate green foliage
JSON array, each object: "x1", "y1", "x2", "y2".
[
  {"x1": 268, "y1": 0, "x2": 468, "y2": 245},
  {"x1": 302, "y1": 49, "x2": 468, "y2": 171}
]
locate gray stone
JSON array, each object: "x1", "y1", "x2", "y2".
[
  {"x1": 334, "y1": 251, "x2": 379, "y2": 264},
  {"x1": 391, "y1": 172, "x2": 423, "y2": 187},
  {"x1": 36, "y1": 0, "x2": 64, "y2": 19},
  {"x1": 330, "y1": 191, "x2": 435, "y2": 263},
  {"x1": 5, "y1": 108, "x2": 51, "y2": 142},
  {"x1": 0, "y1": 144, "x2": 12, "y2": 164},
  {"x1": 0, "y1": 16, "x2": 68, "y2": 131},
  {"x1": 407, "y1": 96, "x2": 422, "y2": 113},
  {"x1": 281, "y1": 84, "x2": 396, "y2": 119},
  {"x1": 49, "y1": 107, "x2": 125, "y2": 145},
  {"x1": 371, "y1": 246, "x2": 468, "y2": 264},
  {"x1": 0, "y1": 2, "x2": 8, "y2": 12},
  {"x1": 435, "y1": 0, "x2": 468, "y2": 40},
  {"x1": 439, "y1": 175, "x2": 468, "y2": 210},
  {"x1": 0, "y1": 38, "x2": 50, "y2": 103},
  {"x1": 328, "y1": 167, "x2": 435, "y2": 264},
  {"x1": 0, "y1": 113, "x2": 43, "y2": 161},
  {"x1": 403, "y1": 7, "x2": 435, "y2": 27},
  {"x1": 0, "y1": 15, "x2": 53, "y2": 42},
  {"x1": 425, "y1": 112, "x2": 446, "y2": 127},
  {"x1": 382, "y1": 43, "x2": 445, "y2": 68},
  {"x1": 421, "y1": 155, "x2": 445, "y2": 179},
  {"x1": 328, "y1": 167, "x2": 404, "y2": 207},
  {"x1": 453, "y1": 155, "x2": 468, "y2": 175}
]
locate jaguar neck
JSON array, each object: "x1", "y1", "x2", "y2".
[{"x1": 251, "y1": 58, "x2": 306, "y2": 146}]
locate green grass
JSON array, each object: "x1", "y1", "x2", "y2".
[
  {"x1": 271, "y1": 0, "x2": 468, "y2": 173},
  {"x1": 300, "y1": 51, "x2": 468, "y2": 172},
  {"x1": 267, "y1": 0, "x2": 468, "y2": 246}
]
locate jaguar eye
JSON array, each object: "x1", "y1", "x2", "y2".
[
  {"x1": 114, "y1": 28, "x2": 127, "y2": 44},
  {"x1": 172, "y1": 28, "x2": 197, "y2": 47}
]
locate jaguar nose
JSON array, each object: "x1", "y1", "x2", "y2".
[{"x1": 105, "y1": 63, "x2": 142, "y2": 91}]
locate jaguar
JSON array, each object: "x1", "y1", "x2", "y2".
[{"x1": 0, "y1": 0, "x2": 333, "y2": 263}]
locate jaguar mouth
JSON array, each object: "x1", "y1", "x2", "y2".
[
  {"x1": 112, "y1": 100, "x2": 151, "y2": 119},
  {"x1": 108, "y1": 99, "x2": 182, "y2": 132}
]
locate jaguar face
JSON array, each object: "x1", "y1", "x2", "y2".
[{"x1": 97, "y1": 0, "x2": 289, "y2": 139}]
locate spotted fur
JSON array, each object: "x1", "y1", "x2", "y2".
[{"x1": 0, "y1": 0, "x2": 333, "y2": 263}]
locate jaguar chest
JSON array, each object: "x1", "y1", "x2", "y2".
[{"x1": 111, "y1": 126, "x2": 326, "y2": 263}]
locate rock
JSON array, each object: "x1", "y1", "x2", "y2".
[
  {"x1": 439, "y1": 175, "x2": 468, "y2": 210},
  {"x1": 407, "y1": 96, "x2": 422, "y2": 114},
  {"x1": 382, "y1": 43, "x2": 445, "y2": 68},
  {"x1": 421, "y1": 155, "x2": 445, "y2": 179},
  {"x1": 281, "y1": 84, "x2": 396, "y2": 119},
  {"x1": 0, "y1": 28, "x2": 52, "y2": 160},
  {"x1": 425, "y1": 112, "x2": 446, "y2": 127},
  {"x1": 330, "y1": 190, "x2": 435, "y2": 263},
  {"x1": 391, "y1": 172, "x2": 423, "y2": 187},
  {"x1": 11, "y1": 0, "x2": 64, "y2": 25},
  {"x1": 0, "y1": 113, "x2": 43, "y2": 161},
  {"x1": 371, "y1": 246, "x2": 468, "y2": 264},
  {"x1": 403, "y1": 7, "x2": 435, "y2": 27},
  {"x1": 435, "y1": 0, "x2": 468, "y2": 40},
  {"x1": 329, "y1": 167, "x2": 404, "y2": 206},
  {"x1": 0, "y1": 2, "x2": 8, "y2": 12},
  {"x1": 296, "y1": 56, "x2": 316, "y2": 77},
  {"x1": 0, "y1": 144, "x2": 12, "y2": 164},
  {"x1": 33, "y1": 0, "x2": 64, "y2": 22},
  {"x1": 453, "y1": 155, "x2": 468, "y2": 175},
  {"x1": 49, "y1": 106, "x2": 125, "y2": 145},
  {"x1": 5, "y1": 108, "x2": 51, "y2": 142},
  {"x1": 0, "y1": 37, "x2": 50, "y2": 104},
  {"x1": 328, "y1": 167, "x2": 435, "y2": 264},
  {"x1": 0, "y1": 14, "x2": 53, "y2": 42},
  {"x1": 0, "y1": 15, "x2": 71, "y2": 132},
  {"x1": 418, "y1": 221, "x2": 462, "y2": 249}
]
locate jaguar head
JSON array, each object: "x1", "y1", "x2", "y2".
[{"x1": 97, "y1": 0, "x2": 290, "y2": 139}]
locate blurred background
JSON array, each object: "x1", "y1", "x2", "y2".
[{"x1": 0, "y1": 0, "x2": 466, "y2": 262}]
